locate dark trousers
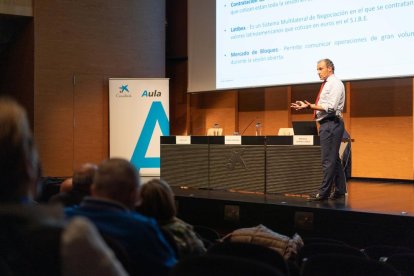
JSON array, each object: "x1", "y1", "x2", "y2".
[{"x1": 318, "y1": 117, "x2": 346, "y2": 197}]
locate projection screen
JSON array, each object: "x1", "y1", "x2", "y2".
[{"x1": 188, "y1": 0, "x2": 414, "y2": 92}]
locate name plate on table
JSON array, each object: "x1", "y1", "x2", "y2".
[
  {"x1": 293, "y1": 135, "x2": 314, "y2": 146},
  {"x1": 176, "y1": 136, "x2": 191, "y2": 144},
  {"x1": 225, "y1": 136, "x2": 242, "y2": 145}
]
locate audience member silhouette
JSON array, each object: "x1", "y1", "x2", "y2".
[
  {"x1": 0, "y1": 96, "x2": 127, "y2": 276},
  {"x1": 65, "y1": 158, "x2": 177, "y2": 275},
  {"x1": 136, "y1": 178, "x2": 206, "y2": 259},
  {"x1": 49, "y1": 163, "x2": 97, "y2": 206},
  {"x1": 60, "y1": 177, "x2": 73, "y2": 193}
]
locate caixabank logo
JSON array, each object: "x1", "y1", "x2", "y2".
[
  {"x1": 226, "y1": 148, "x2": 247, "y2": 170},
  {"x1": 116, "y1": 84, "x2": 132, "y2": 98}
]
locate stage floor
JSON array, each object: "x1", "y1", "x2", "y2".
[
  {"x1": 165, "y1": 178, "x2": 414, "y2": 247},
  {"x1": 344, "y1": 179, "x2": 414, "y2": 216},
  {"x1": 170, "y1": 179, "x2": 414, "y2": 218}
]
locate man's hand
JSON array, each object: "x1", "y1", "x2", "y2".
[
  {"x1": 304, "y1": 100, "x2": 313, "y2": 109},
  {"x1": 291, "y1": 100, "x2": 309, "y2": 110}
]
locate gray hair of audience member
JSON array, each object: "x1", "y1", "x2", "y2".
[
  {"x1": 318, "y1": 58, "x2": 335, "y2": 72},
  {"x1": 136, "y1": 179, "x2": 176, "y2": 224},
  {"x1": 72, "y1": 163, "x2": 97, "y2": 193},
  {"x1": 0, "y1": 96, "x2": 40, "y2": 203},
  {"x1": 91, "y1": 158, "x2": 140, "y2": 209}
]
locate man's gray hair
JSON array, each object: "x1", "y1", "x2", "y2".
[{"x1": 318, "y1": 58, "x2": 335, "y2": 72}]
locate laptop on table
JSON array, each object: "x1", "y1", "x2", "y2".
[{"x1": 292, "y1": 121, "x2": 318, "y2": 135}]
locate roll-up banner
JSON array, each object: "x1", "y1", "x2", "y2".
[{"x1": 109, "y1": 78, "x2": 169, "y2": 176}]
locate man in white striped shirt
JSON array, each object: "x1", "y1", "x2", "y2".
[{"x1": 291, "y1": 59, "x2": 346, "y2": 201}]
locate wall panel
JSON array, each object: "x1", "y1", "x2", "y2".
[
  {"x1": 190, "y1": 91, "x2": 237, "y2": 135},
  {"x1": 238, "y1": 88, "x2": 265, "y2": 135},
  {"x1": 73, "y1": 74, "x2": 108, "y2": 169},
  {"x1": 34, "y1": 0, "x2": 165, "y2": 176},
  {"x1": 264, "y1": 86, "x2": 290, "y2": 136},
  {"x1": 350, "y1": 79, "x2": 413, "y2": 179},
  {"x1": 166, "y1": 0, "x2": 188, "y2": 135}
]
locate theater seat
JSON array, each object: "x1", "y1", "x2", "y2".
[
  {"x1": 207, "y1": 241, "x2": 289, "y2": 275},
  {"x1": 362, "y1": 245, "x2": 414, "y2": 261},
  {"x1": 171, "y1": 255, "x2": 284, "y2": 276},
  {"x1": 297, "y1": 243, "x2": 367, "y2": 266},
  {"x1": 301, "y1": 253, "x2": 399, "y2": 276},
  {"x1": 386, "y1": 253, "x2": 414, "y2": 276}
]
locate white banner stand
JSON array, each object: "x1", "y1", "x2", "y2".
[{"x1": 109, "y1": 78, "x2": 169, "y2": 176}]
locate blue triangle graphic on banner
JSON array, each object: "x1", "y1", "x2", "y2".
[{"x1": 130, "y1": 101, "x2": 169, "y2": 170}]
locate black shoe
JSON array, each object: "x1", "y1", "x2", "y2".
[
  {"x1": 308, "y1": 193, "x2": 328, "y2": 201},
  {"x1": 329, "y1": 193, "x2": 346, "y2": 200}
]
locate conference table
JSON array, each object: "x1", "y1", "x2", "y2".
[{"x1": 160, "y1": 135, "x2": 323, "y2": 196}]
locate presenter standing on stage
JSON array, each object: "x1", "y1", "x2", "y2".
[{"x1": 291, "y1": 58, "x2": 346, "y2": 201}]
